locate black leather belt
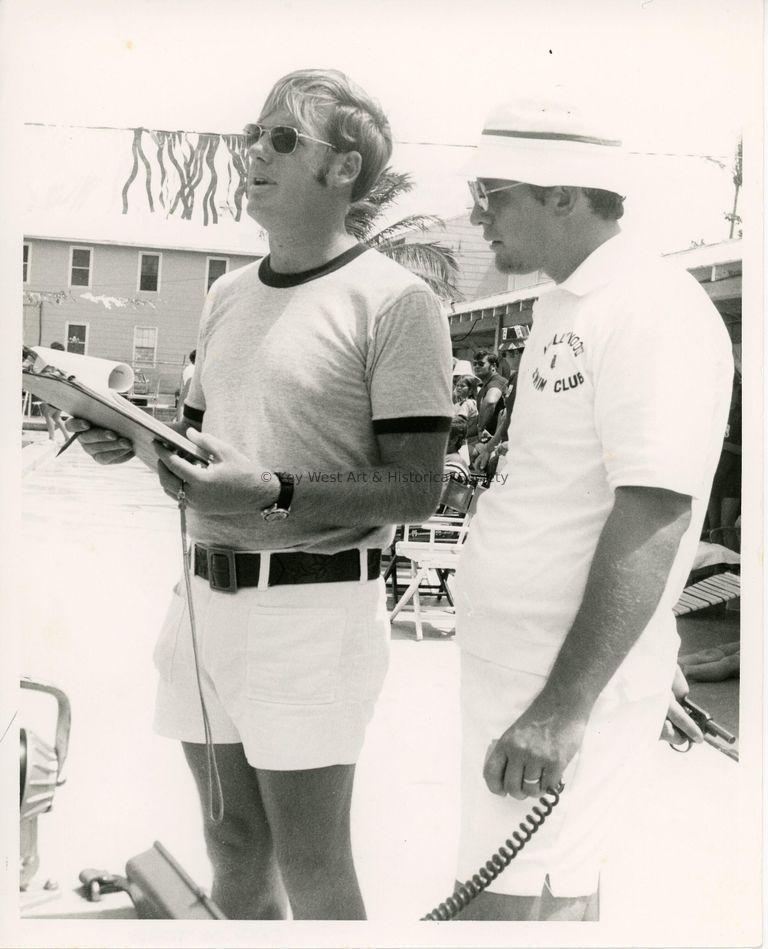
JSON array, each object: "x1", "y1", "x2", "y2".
[{"x1": 193, "y1": 544, "x2": 382, "y2": 593}]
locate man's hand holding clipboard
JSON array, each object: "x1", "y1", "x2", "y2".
[
  {"x1": 66, "y1": 416, "x2": 280, "y2": 515},
  {"x1": 154, "y1": 430, "x2": 280, "y2": 514},
  {"x1": 64, "y1": 416, "x2": 140, "y2": 466},
  {"x1": 22, "y1": 347, "x2": 210, "y2": 472}
]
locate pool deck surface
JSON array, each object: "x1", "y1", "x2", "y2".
[{"x1": 9, "y1": 432, "x2": 761, "y2": 948}]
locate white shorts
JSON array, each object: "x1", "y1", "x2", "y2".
[
  {"x1": 153, "y1": 573, "x2": 390, "y2": 770},
  {"x1": 457, "y1": 649, "x2": 675, "y2": 898}
]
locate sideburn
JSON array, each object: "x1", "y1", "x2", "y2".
[{"x1": 314, "y1": 154, "x2": 334, "y2": 188}]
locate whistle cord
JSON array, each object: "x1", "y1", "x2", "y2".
[
  {"x1": 421, "y1": 782, "x2": 564, "y2": 921},
  {"x1": 178, "y1": 490, "x2": 224, "y2": 823}
]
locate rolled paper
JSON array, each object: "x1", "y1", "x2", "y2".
[{"x1": 32, "y1": 347, "x2": 135, "y2": 393}]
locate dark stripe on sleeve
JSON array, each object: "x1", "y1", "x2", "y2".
[
  {"x1": 373, "y1": 416, "x2": 453, "y2": 434},
  {"x1": 183, "y1": 404, "x2": 205, "y2": 424}
]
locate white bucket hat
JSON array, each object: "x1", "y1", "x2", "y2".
[
  {"x1": 465, "y1": 99, "x2": 632, "y2": 195},
  {"x1": 452, "y1": 359, "x2": 478, "y2": 378}
]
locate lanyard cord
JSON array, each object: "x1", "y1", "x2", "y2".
[{"x1": 178, "y1": 488, "x2": 224, "y2": 823}]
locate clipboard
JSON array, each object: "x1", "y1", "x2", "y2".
[{"x1": 22, "y1": 368, "x2": 210, "y2": 470}]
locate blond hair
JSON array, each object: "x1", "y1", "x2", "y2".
[{"x1": 260, "y1": 68, "x2": 392, "y2": 201}]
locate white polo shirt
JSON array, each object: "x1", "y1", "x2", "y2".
[{"x1": 454, "y1": 233, "x2": 733, "y2": 684}]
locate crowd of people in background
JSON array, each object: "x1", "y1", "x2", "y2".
[{"x1": 447, "y1": 348, "x2": 519, "y2": 484}]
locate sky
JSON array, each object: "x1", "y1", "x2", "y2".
[{"x1": 5, "y1": 0, "x2": 762, "y2": 254}]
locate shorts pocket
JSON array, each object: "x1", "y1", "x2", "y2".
[
  {"x1": 152, "y1": 586, "x2": 188, "y2": 682},
  {"x1": 352, "y1": 613, "x2": 390, "y2": 703},
  {"x1": 246, "y1": 605, "x2": 346, "y2": 705}
]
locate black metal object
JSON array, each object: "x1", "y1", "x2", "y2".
[
  {"x1": 20, "y1": 678, "x2": 72, "y2": 892},
  {"x1": 670, "y1": 696, "x2": 739, "y2": 762},
  {"x1": 125, "y1": 841, "x2": 226, "y2": 919}
]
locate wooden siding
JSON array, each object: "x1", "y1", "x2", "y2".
[{"x1": 403, "y1": 213, "x2": 507, "y2": 302}]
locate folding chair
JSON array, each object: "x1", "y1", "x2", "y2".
[
  {"x1": 390, "y1": 483, "x2": 486, "y2": 640},
  {"x1": 384, "y1": 478, "x2": 475, "y2": 606},
  {"x1": 146, "y1": 381, "x2": 176, "y2": 419},
  {"x1": 382, "y1": 526, "x2": 405, "y2": 605}
]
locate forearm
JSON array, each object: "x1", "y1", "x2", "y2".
[
  {"x1": 176, "y1": 414, "x2": 202, "y2": 435},
  {"x1": 477, "y1": 405, "x2": 495, "y2": 436},
  {"x1": 534, "y1": 487, "x2": 692, "y2": 716},
  {"x1": 157, "y1": 427, "x2": 449, "y2": 525},
  {"x1": 485, "y1": 411, "x2": 509, "y2": 451},
  {"x1": 288, "y1": 461, "x2": 445, "y2": 527}
]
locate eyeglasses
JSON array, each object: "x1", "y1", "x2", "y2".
[
  {"x1": 243, "y1": 123, "x2": 337, "y2": 155},
  {"x1": 468, "y1": 180, "x2": 526, "y2": 212}
]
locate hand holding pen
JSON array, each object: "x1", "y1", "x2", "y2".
[
  {"x1": 56, "y1": 431, "x2": 81, "y2": 457},
  {"x1": 61, "y1": 418, "x2": 135, "y2": 464}
]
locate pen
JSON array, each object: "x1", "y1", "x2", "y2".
[{"x1": 56, "y1": 431, "x2": 81, "y2": 457}]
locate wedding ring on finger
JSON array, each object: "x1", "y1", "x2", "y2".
[{"x1": 522, "y1": 775, "x2": 542, "y2": 785}]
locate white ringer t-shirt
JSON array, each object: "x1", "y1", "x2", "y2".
[{"x1": 185, "y1": 244, "x2": 453, "y2": 554}]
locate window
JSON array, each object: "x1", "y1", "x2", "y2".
[
  {"x1": 70, "y1": 247, "x2": 92, "y2": 287},
  {"x1": 133, "y1": 326, "x2": 158, "y2": 366},
  {"x1": 138, "y1": 253, "x2": 161, "y2": 292},
  {"x1": 65, "y1": 322, "x2": 88, "y2": 355},
  {"x1": 23, "y1": 243, "x2": 30, "y2": 283},
  {"x1": 206, "y1": 256, "x2": 228, "y2": 291}
]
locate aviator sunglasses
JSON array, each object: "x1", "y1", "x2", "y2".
[
  {"x1": 243, "y1": 123, "x2": 337, "y2": 155},
  {"x1": 468, "y1": 179, "x2": 526, "y2": 212}
]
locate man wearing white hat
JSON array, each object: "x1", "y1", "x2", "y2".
[{"x1": 451, "y1": 100, "x2": 733, "y2": 920}]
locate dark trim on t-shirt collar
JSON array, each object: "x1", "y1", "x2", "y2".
[{"x1": 259, "y1": 243, "x2": 370, "y2": 288}]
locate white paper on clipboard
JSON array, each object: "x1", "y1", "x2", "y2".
[{"x1": 22, "y1": 350, "x2": 209, "y2": 470}]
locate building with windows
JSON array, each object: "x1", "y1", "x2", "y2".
[{"x1": 23, "y1": 236, "x2": 261, "y2": 398}]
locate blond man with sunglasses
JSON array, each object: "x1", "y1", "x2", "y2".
[
  {"x1": 450, "y1": 99, "x2": 733, "y2": 921},
  {"x1": 69, "y1": 69, "x2": 453, "y2": 919}
]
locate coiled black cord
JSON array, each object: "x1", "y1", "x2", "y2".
[{"x1": 421, "y1": 782, "x2": 564, "y2": 921}]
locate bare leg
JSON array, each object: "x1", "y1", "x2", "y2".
[
  {"x1": 534, "y1": 882, "x2": 598, "y2": 921},
  {"x1": 53, "y1": 410, "x2": 69, "y2": 439},
  {"x1": 706, "y1": 494, "x2": 722, "y2": 534},
  {"x1": 256, "y1": 764, "x2": 365, "y2": 920},
  {"x1": 182, "y1": 742, "x2": 288, "y2": 919},
  {"x1": 720, "y1": 498, "x2": 740, "y2": 551},
  {"x1": 453, "y1": 888, "x2": 537, "y2": 920},
  {"x1": 453, "y1": 880, "x2": 598, "y2": 921},
  {"x1": 41, "y1": 404, "x2": 56, "y2": 440}
]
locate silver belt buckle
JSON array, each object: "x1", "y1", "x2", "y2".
[{"x1": 206, "y1": 546, "x2": 238, "y2": 593}]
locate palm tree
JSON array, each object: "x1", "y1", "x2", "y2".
[{"x1": 345, "y1": 168, "x2": 462, "y2": 302}]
